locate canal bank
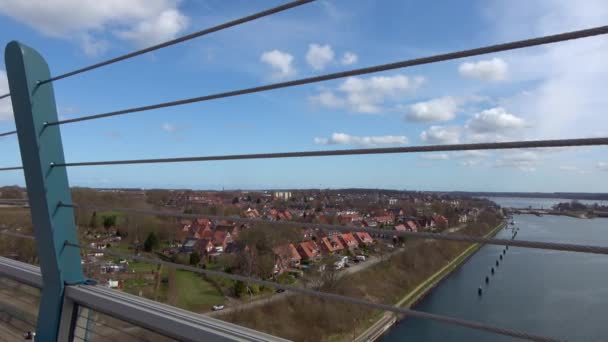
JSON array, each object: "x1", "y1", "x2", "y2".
[{"x1": 355, "y1": 221, "x2": 505, "y2": 342}]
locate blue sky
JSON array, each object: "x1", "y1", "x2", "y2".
[{"x1": 0, "y1": 0, "x2": 607, "y2": 192}]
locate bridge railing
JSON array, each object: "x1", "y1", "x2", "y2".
[{"x1": 0, "y1": 1, "x2": 607, "y2": 341}]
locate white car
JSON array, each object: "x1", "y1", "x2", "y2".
[{"x1": 212, "y1": 305, "x2": 225, "y2": 311}]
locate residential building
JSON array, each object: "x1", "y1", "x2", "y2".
[
  {"x1": 273, "y1": 244, "x2": 302, "y2": 273},
  {"x1": 320, "y1": 235, "x2": 345, "y2": 254},
  {"x1": 339, "y1": 233, "x2": 359, "y2": 250},
  {"x1": 353, "y1": 232, "x2": 374, "y2": 245},
  {"x1": 297, "y1": 241, "x2": 322, "y2": 262}
]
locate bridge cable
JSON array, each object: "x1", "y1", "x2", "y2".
[
  {"x1": 45, "y1": 25, "x2": 608, "y2": 127},
  {"x1": 51, "y1": 137, "x2": 608, "y2": 168}
]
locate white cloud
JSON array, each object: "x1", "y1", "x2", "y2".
[
  {"x1": 306, "y1": 44, "x2": 334, "y2": 71},
  {"x1": 597, "y1": 162, "x2": 608, "y2": 171},
  {"x1": 314, "y1": 132, "x2": 408, "y2": 147},
  {"x1": 161, "y1": 122, "x2": 177, "y2": 133},
  {"x1": 420, "y1": 126, "x2": 461, "y2": 144},
  {"x1": 261, "y1": 50, "x2": 296, "y2": 80},
  {"x1": 341, "y1": 52, "x2": 358, "y2": 65},
  {"x1": 311, "y1": 74, "x2": 424, "y2": 113},
  {"x1": 420, "y1": 153, "x2": 450, "y2": 160},
  {"x1": 0, "y1": 0, "x2": 188, "y2": 54},
  {"x1": 115, "y1": 8, "x2": 188, "y2": 47},
  {"x1": 495, "y1": 151, "x2": 540, "y2": 172},
  {"x1": 466, "y1": 107, "x2": 526, "y2": 133},
  {"x1": 310, "y1": 91, "x2": 345, "y2": 109},
  {"x1": 454, "y1": 150, "x2": 491, "y2": 159},
  {"x1": 406, "y1": 96, "x2": 460, "y2": 122},
  {"x1": 485, "y1": 1, "x2": 608, "y2": 140},
  {"x1": 0, "y1": 70, "x2": 13, "y2": 121},
  {"x1": 459, "y1": 58, "x2": 508, "y2": 81}
]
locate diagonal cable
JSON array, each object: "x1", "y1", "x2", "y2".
[
  {"x1": 38, "y1": 0, "x2": 315, "y2": 85},
  {"x1": 52, "y1": 137, "x2": 608, "y2": 168},
  {"x1": 45, "y1": 25, "x2": 608, "y2": 127}
]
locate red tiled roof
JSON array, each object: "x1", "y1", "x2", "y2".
[
  {"x1": 320, "y1": 236, "x2": 345, "y2": 252},
  {"x1": 273, "y1": 244, "x2": 302, "y2": 261},
  {"x1": 339, "y1": 233, "x2": 359, "y2": 248},
  {"x1": 394, "y1": 224, "x2": 407, "y2": 231},
  {"x1": 354, "y1": 232, "x2": 373, "y2": 244},
  {"x1": 298, "y1": 241, "x2": 321, "y2": 259},
  {"x1": 406, "y1": 220, "x2": 418, "y2": 231}
]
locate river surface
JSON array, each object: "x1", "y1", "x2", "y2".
[
  {"x1": 382, "y1": 198, "x2": 608, "y2": 342},
  {"x1": 481, "y1": 196, "x2": 608, "y2": 209}
]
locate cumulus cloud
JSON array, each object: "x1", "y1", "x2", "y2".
[
  {"x1": 306, "y1": 44, "x2": 334, "y2": 70},
  {"x1": 0, "y1": 70, "x2": 13, "y2": 121},
  {"x1": 406, "y1": 96, "x2": 460, "y2": 122},
  {"x1": 310, "y1": 74, "x2": 424, "y2": 113},
  {"x1": 0, "y1": 0, "x2": 188, "y2": 54},
  {"x1": 161, "y1": 122, "x2": 177, "y2": 133},
  {"x1": 419, "y1": 126, "x2": 461, "y2": 144},
  {"x1": 495, "y1": 151, "x2": 540, "y2": 172},
  {"x1": 115, "y1": 8, "x2": 188, "y2": 47},
  {"x1": 314, "y1": 132, "x2": 408, "y2": 147},
  {"x1": 485, "y1": 1, "x2": 608, "y2": 140},
  {"x1": 310, "y1": 91, "x2": 345, "y2": 109},
  {"x1": 261, "y1": 50, "x2": 296, "y2": 79},
  {"x1": 341, "y1": 52, "x2": 358, "y2": 65},
  {"x1": 466, "y1": 107, "x2": 526, "y2": 133},
  {"x1": 459, "y1": 58, "x2": 508, "y2": 81}
]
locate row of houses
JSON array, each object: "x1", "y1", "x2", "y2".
[
  {"x1": 179, "y1": 218, "x2": 242, "y2": 256},
  {"x1": 272, "y1": 231, "x2": 374, "y2": 273}
]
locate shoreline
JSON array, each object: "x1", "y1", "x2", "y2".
[{"x1": 355, "y1": 221, "x2": 505, "y2": 342}]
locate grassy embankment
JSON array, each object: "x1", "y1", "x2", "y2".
[{"x1": 394, "y1": 221, "x2": 505, "y2": 309}]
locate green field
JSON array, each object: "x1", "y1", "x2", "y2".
[{"x1": 172, "y1": 270, "x2": 225, "y2": 311}]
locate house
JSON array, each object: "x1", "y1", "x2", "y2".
[
  {"x1": 181, "y1": 238, "x2": 198, "y2": 253},
  {"x1": 433, "y1": 215, "x2": 449, "y2": 228},
  {"x1": 353, "y1": 232, "x2": 373, "y2": 245},
  {"x1": 394, "y1": 224, "x2": 407, "y2": 232},
  {"x1": 362, "y1": 218, "x2": 378, "y2": 227},
  {"x1": 338, "y1": 213, "x2": 362, "y2": 225},
  {"x1": 417, "y1": 216, "x2": 435, "y2": 230},
  {"x1": 213, "y1": 231, "x2": 232, "y2": 253},
  {"x1": 297, "y1": 241, "x2": 322, "y2": 262},
  {"x1": 375, "y1": 215, "x2": 393, "y2": 225},
  {"x1": 339, "y1": 233, "x2": 359, "y2": 250},
  {"x1": 320, "y1": 235, "x2": 345, "y2": 254},
  {"x1": 405, "y1": 220, "x2": 418, "y2": 232},
  {"x1": 273, "y1": 244, "x2": 302, "y2": 273},
  {"x1": 243, "y1": 207, "x2": 260, "y2": 218},
  {"x1": 195, "y1": 239, "x2": 214, "y2": 255},
  {"x1": 193, "y1": 225, "x2": 213, "y2": 239}
]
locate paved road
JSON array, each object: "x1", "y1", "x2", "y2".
[{"x1": 209, "y1": 248, "x2": 404, "y2": 317}]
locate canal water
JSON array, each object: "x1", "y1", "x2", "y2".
[{"x1": 382, "y1": 199, "x2": 608, "y2": 341}]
